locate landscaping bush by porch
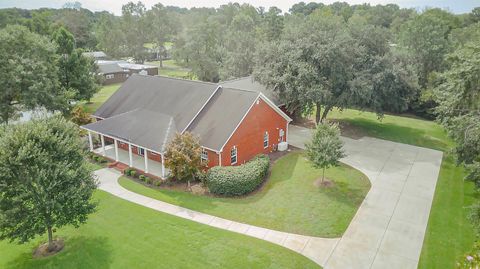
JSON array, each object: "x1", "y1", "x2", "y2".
[{"x1": 206, "y1": 155, "x2": 269, "y2": 196}]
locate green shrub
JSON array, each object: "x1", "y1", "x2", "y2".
[
  {"x1": 154, "y1": 180, "x2": 162, "y2": 187},
  {"x1": 124, "y1": 168, "x2": 132, "y2": 175},
  {"x1": 205, "y1": 155, "x2": 269, "y2": 196},
  {"x1": 145, "y1": 177, "x2": 152, "y2": 184},
  {"x1": 130, "y1": 170, "x2": 137, "y2": 177},
  {"x1": 139, "y1": 175, "x2": 146, "y2": 181}
]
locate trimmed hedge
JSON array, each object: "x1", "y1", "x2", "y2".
[{"x1": 205, "y1": 155, "x2": 269, "y2": 196}]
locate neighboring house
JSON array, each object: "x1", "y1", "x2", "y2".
[
  {"x1": 97, "y1": 63, "x2": 130, "y2": 85},
  {"x1": 222, "y1": 76, "x2": 290, "y2": 116},
  {"x1": 82, "y1": 51, "x2": 108, "y2": 60},
  {"x1": 81, "y1": 74, "x2": 291, "y2": 179},
  {"x1": 97, "y1": 60, "x2": 159, "y2": 85}
]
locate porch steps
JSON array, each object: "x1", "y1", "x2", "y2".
[{"x1": 108, "y1": 162, "x2": 129, "y2": 174}]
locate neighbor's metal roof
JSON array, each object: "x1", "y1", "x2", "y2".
[
  {"x1": 97, "y1": 63, "x2": 126, "y2": 74},
  {"x1": 83, "y1": 51, "x2": 107, "y2": 58}
]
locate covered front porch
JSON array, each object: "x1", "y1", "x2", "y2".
[{"x1": 87, "y1": 131, "x2": 167, "y2": 179}]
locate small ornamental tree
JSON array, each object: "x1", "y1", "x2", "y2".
[
  {"x1": 305, "y1": 122, "x2": 346, "y2": 183},
  {"x1": 164, "y1": 132, "x2": 204, "y2": 185},
  {"x1": 0, "y1": 116, "x2": 97, "y2": 254}
]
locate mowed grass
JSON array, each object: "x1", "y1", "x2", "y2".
[
  {"x1": 418, "y1": 154, "x2": 477, "y2": 269},
  {"x1": 323, "y1": 108, "x2": 476, "y2": 268},
  {"x1": 326, "y1": 108, "x2": 452, "y2": 151},
  {"x1": 0, "y1": 191, "x2": 319, "y2": 269},
  {"x1": 120, "y1": 151, "x2": 370, "y2": 237},
  {"x1": 81, "y1": 83, "x2": 122, "y2": 113},
  {"x1": 146, "y1": 59, "x2": 193, "y2": 79}
]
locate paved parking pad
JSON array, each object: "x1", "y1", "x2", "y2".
[{"x1": 289, "y1": 125, "x2": 443, "y2": 269}]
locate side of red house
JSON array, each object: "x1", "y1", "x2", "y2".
[{"x1": 218, "y1": 97, "x2": 289, "y2": 167}]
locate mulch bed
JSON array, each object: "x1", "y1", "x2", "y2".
[
  {"x1": 313, "y1": 178, "x2": 335, "y2": 188},
  {"x1": 33, "y1": 239, "x2": 64, "y2": 258}
]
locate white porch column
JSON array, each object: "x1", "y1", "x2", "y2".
[
  {"x1": 88, "y1": 131, "x2": 94, "y2": 151},
  {"x1": 100, "y1": 135, "x2": 106, "y2": 156},
  {"x1": 128, "y1": 144, "x2": 133, "y2": 167},
  {"x1": 161, "y1": 154, "x2": 165, "y2": 179},
  {"x1": 114, "y1": 139, "x2": 119, "y2": 161},
  {"x1": 144, "y1": 148, "x2": 149, "y2": 173}
]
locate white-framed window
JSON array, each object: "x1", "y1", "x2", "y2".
[
  {"x1": 279, "y1": 129, "x2": 285, "y2": 142},
  {"x1": 105, "y1": 74, "x2": 114, "y2": 79},
  {"x1": 263, "y1": 132, "x2": 269, "y2": 148},
  {"x1": 201, "y1": 148, "x2": 208, "y2": 163},
  {"x1": 230, "y1": 146, "x2": 237, "y2": 165},
  {"x1": 138, "y1": 147, "x2": 145, "y2": 156}
]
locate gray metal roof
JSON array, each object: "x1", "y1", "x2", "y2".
[
  {"x1": 84, "y1": 109, "x2": 176, "y2": 153},
  {"x1": 83, "y1": 51, "x2": 107, "y2": 58},
  {"x1": 94, "y1": 75, "x2": 217, "y2": 132},
  {"x1": 221, "y1": 76, "x2": 281, "y2": 105},
  {"x1": 97, "y1": 63, "x2": 125, "y2": 74},
  {"x1": 187, "y1": 87, "x2": 259, "y2": 151}
]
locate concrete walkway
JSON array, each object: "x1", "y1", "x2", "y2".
[
  {"x1": 289, "y1": 125, "x2": 443, "y2": 269},
  {"x1": 96, "y1": 168, "x2": 339, "y2": 266},
  {"x1": 95, "y1": 124, "x2": 443, "y2": 269}
]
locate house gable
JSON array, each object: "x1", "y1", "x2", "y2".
[{"x1": 219, "y1": 97, "x2": 289, "y2": 166}]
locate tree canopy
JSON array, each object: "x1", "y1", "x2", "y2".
[
  {"x1": 0, "y1": 116, "x2": 97, "y2": 251},
  {"x1": 0, "y1": 25, "x2": 64, "y2": 124},
  {"x1": 53, "y1": 26, "x2": 99, "y2": 102},
  {"x1": 164, "y1": 132, "x2": 204, "y2": 183},
  {"x1": 254, "y1": 11, "x2": 416, "y2": 122}
]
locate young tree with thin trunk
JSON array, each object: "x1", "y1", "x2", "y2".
[
  {"x1": 305, "y1": 122, "x2": 346, "y2": 183},
  {"x1": 164, "y1": 132, "x2": 204, "y2": 186},
  {"x1": 0, "y1": 116, "x2": 97, "y2": 253}
]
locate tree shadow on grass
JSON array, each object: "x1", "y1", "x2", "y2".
[
  {"x1": 339, "y1": 118, "x2": 449, "y2": 151},
  {"x1": 322, "y1": 181, "x2": 368, "y2": 205},
  {"x1": 6, "y1": 236, "x2": 113, "y2": 269}
]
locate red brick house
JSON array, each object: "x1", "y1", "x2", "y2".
[{"x1": 82, "y1": 74, "x2": 291, "y2": 179}]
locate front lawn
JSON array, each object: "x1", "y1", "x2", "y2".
[
  {"x1": 323, "y1": 108, "x2": 476, "y2": 268},
  {"x1": 120, "y1": 151, "x2": 370, "y2": 237},
  {"x1": 0, "y1": 191, "x2": 319, "y2": 269}
]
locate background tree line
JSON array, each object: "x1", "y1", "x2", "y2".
[{"x1": 5, "y1": 1, "x2": 477, "y2": 119}]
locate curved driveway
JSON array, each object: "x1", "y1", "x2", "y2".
[
  {"x1": 95, "y1": 124, "x2": 442, "y2": 269},
  {"x1": 289, "y1": 125, "x2": 443, "y2": 269}
]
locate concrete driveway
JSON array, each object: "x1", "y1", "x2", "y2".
[{"x1": 288, "y1": 125, "x2": 443, "y2": 269}]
